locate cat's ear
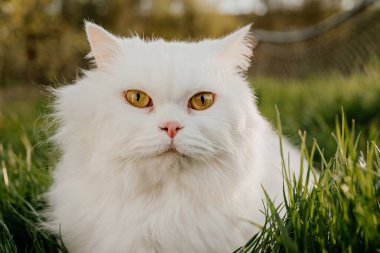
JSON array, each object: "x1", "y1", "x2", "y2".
[
  {"x1": 217, "y1": 25, "x2": 254, "y2": 72},
  {"x1": 85, "y1": 22, "x2": 120, "y2": 69}
]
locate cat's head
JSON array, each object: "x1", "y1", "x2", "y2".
[{"x1": 54, "y1": 22, "x2": 261, "y2": 178}]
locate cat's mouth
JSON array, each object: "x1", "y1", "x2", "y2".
[{"x1": 158, "y1": 144, "x2": 186, "y2": 157}]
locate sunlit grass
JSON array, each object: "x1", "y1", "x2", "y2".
[
  {"x1": 235, "y1": 111, "x2": 380, "y2": 252},
  {"x1": 253, "y1": 58, "x2": 380, "y2": 159}
]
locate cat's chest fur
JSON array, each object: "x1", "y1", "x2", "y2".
[{"x1": 50, "y1": 158, "x2": 257, "y2": 253}]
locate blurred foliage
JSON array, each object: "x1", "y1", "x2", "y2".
[
  {"x1": 253, "y1": 57, "x2": 380, "y2": 159},
  {"x1": 0, "y1": 0, "x2": 368, "y2": 87}
]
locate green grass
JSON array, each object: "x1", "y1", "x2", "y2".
[
  {"x1": 234, "y1": 111, "x2": 380, "y2": 252},
  {"x1": 0, "y1": 62, "x2": 379, "y2": 252},
  {"x1": 0, "y1": 88, "x2": 66, "y2": 252},
  {"x1": 253, "y1": 59, "x2": 380, "y2": 159}
]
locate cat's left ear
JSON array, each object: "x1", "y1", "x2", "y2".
[
  {"x1": 217, "y1": 25, "x2": 254, "y2": 73},
  {"x1": 85, "y1": 21, "x2": 120, "y2": 69}
]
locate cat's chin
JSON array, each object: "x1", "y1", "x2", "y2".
[{"x1": 157, "y1": 146, "x2": 187, "y2": 158}]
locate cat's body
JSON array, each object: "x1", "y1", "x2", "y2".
[{"x1": 45, "y1": 23, "x2": 301, "y2": 253}]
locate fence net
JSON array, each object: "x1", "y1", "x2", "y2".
[{"x1": 250, "y1": 4, "x2": 380, "y2": 79}]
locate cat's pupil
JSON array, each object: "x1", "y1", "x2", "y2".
[
  {"x1": 201, "y1": 95, "x2": 205, "y2": 104},
  {"x1": 136, "y1": 93, "x2": 140, "y2": 102}
]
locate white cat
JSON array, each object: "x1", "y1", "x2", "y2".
[{"x1": 45, "y1": 22, "x2": 302, "y2": 253}]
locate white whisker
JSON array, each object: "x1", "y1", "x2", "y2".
[
  {"x1": 209, "y1": 153, "x2": 240, "y2": 172},
  {"x1": 208, "y1": 142, "x2": 237, "y2": 155},
  {"x1": 199, "y1": 153, "x2": 227, "y2": 206}
]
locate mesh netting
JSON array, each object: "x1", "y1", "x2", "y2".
[{"x1": 251, "y1": 5, "x2": 380, "y2": 79}]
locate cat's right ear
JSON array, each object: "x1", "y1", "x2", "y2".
[
  {"x1": 216, "y1": 25, "x2": 254, "y2": 73},
  {"x1": 85, "y1": 22, "x2": 120, "y2": 69}
]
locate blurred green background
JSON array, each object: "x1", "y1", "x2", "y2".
[{"x1": 0, "y1": 0, "x2": 379, "y2": 86}]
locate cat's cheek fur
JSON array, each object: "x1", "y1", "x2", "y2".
[{"x1": 45, "y1": 23, "x2": 303, "y2": 253}]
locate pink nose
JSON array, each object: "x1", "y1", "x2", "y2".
[{"x1": 159, "y1": 121, "x2": 183, "y2": 139}]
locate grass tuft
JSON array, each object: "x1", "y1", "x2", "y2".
[{"x1": 235, "y1": 112, "x2": 380, "y2": 253}]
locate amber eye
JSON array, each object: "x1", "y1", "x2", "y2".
[
  {"x1": 124, "y1": 90, "x2": 152, "y2": 108},
  {"x1": 189, "y1": 92, "x2": 214, "y2": 110}
]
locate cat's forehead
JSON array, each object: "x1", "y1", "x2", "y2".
[
  {"x1": 115, "y1": 38, "x2": 221, "y2": 99},
  {"x1": 121, "y1": 38, "x2": 215, "y2": 67}
]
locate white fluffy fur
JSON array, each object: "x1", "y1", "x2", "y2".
[{"x1": 45, "y1": 23, "x2": 302, "y2": 253}]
